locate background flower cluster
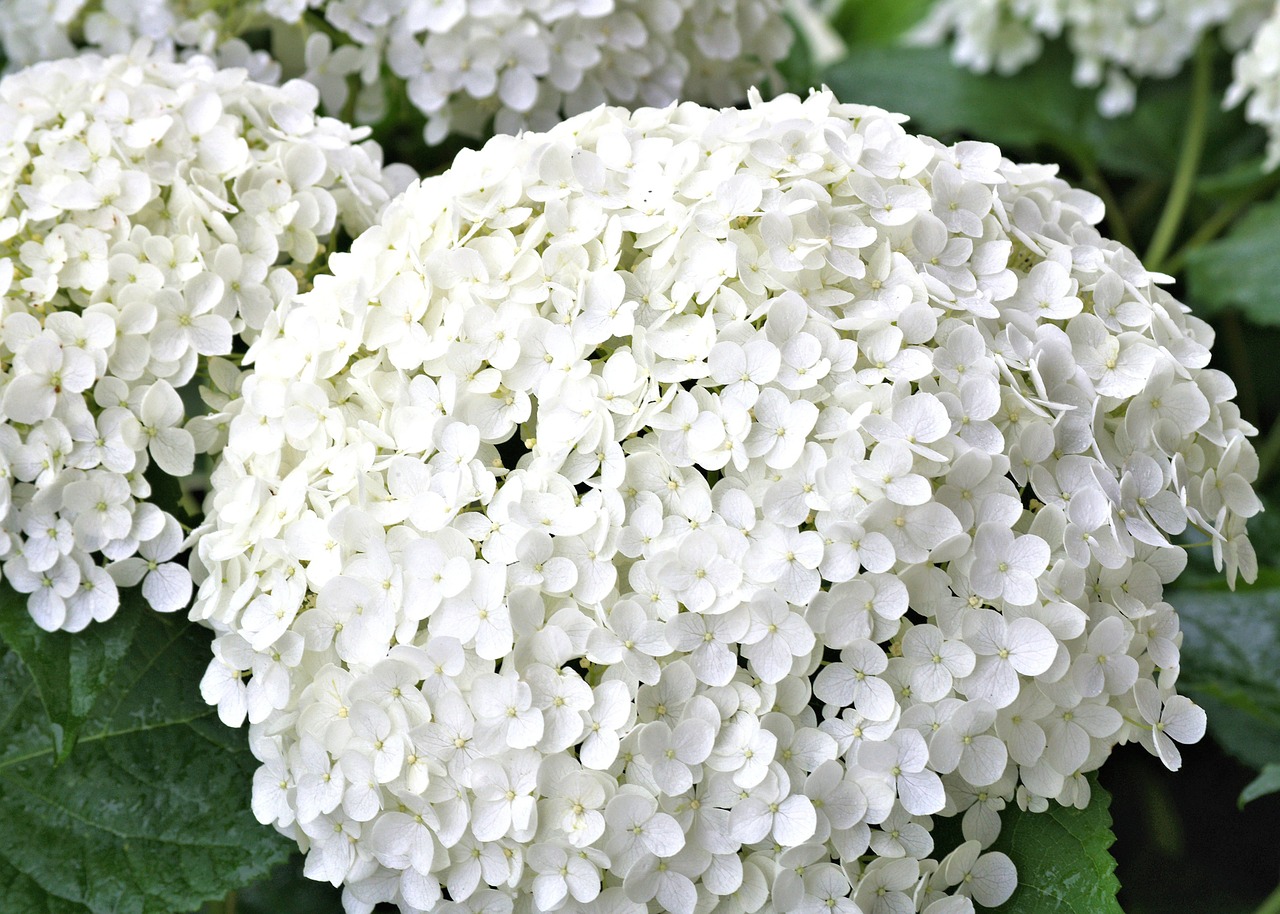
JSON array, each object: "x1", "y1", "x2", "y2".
[
  {"x1": 0, "y1": 48, "x2": 408, "y2": 632},
  {"x1": 0, "y1": 0, "x2": 792, "y2": 144},
  {"x1": 915, "y1": 0, "x2": 1280, "y2": 168}
]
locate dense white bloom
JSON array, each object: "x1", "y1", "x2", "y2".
[
  {"x1": 0, "y1": 0, "x2": 792, "y2": 145},
  {"x1": 0, "y1": 0, "x2": 280, "y2": 79},
  {"x1": 914, "y1": 0, "x2": 1272, "y2": 116},
  {"x1": 0, "y1": 47, "x2": 408, "y2": 630},
  {"x1": 197, "y1": 89, "x2": 1255, "y2": 912},
  {"x1": 1225, "y1": 0, "x2": 1280, "y2": 169}
]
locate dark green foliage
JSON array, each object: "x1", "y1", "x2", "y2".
[
  {"x1": 820, "y1": 44, "x2": 1257, "y2": 181},
  {"x1": 0, "y1": 584, "x2": 139, "y2": 762},
  {"x1": 831, "y1": 0, "x2": 935, "y2": 48},
  {"x1": 1186, "y1": 200, "x2": 1280, "y2": 323},
  {"x1": 0, "y1": 605, "x2": 290, "y2": 914},
  {"x1": 990, "y1": 782, "x2": 1123, "y2": 914},
  {"x1": 1172, "y1": 579, "x2": 1280, "y2": 770},
  {"x1": 1239, "y1": 763, "x2": 1280, "y2": 808}
]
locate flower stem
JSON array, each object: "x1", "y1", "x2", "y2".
[
  {"x1": 1121, "y1": 715, "x2": 1153, "y2": 732},
  {"x1": 1219, "y1": 310, "x2": 1258, "y2": 424},
  {"x1": 1079, "y1": 159, "x2": 1136, "y2": 252},
  {"x1": 1146, "y1": 39, "x2": 1214, "y2": 273},
  {"x1": 1254, "y1": 405, "x2": 1280, "y2": 487}
]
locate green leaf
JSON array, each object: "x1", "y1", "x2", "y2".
[
  {"x1": 1239, "y1": 763, "x2": 1280, "y2": 807},
  {"x1": 1185, "y1": 199, "x2": 1280, "y2": 324},
  {"x1": 1170, "y1": 582, "x2": 1280, "y2": 770},
  {"x1": 820, "y1": 43, "x2": 1257, "y2": 180},
  {"x1": 0, "y1": 609, "x2": 291, "y2": 914},
  {"x1": 989, "y1": 781, "x2": 1122, "y2": 914},
  {"x1": 778, "y1": 12, "x2": 818, "y2": 96},
  {"x1": 1194, "y1": 156, "x2": 1270, "y2": 197},
  {"x1": 822, "y1": 45, "x2": 1095, "y2": 159},
  {"x1": 831, "y1": 0, "x2": 934, "y2": 47},
  {"x1": 0, "y1": 584, "x2": 139, "y2": 763},
  {"x1": 0, "y1": 857, "x2": 87, "y2": 914}
]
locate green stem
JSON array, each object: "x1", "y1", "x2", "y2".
[
  {"x1": 1078, "y1": 159, "x2": 1136, "y2": 252},
  {"x1": 1255, "y1": 406, "x2": 1280, "y2": 487},
  {"x1": 1146, "y1": 39, "x2": 1214, "y2": 273},
  {"x1": 1218, "y1": 308, "x2": 1259, "y2": 424},
  {"x1": 1252, "y1": 883, "x2": 1280, "y2": 914},
  {"x1": 1219, "y1": 310, "x2": 1258, "y2": 425},
  {"x1": 1049, "y1": 135, "x2": 1131, "y2": 249},
  {"x1": 1162, "y1": 199, "x2": 1245, "y2": 276},
  {"x1": 1122, "y1": 178, "x2": 1167, "y2": 227}
]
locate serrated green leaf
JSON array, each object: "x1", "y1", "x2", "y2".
[
  {"x1": 990, "y1": 781, "x2": 1122, "y2": 914},
  {"x1": 0, "y1": 610, "x2": 291, "y2": 914},
  {"x1": 0, "y1": 583, "x2": 140, "y2": 763},
  {"x1": 1239, "y1": 763, "x2": 1280, "y2": 808},
  {"x1": 1170, "y1": 583, "x2": 1280, "y2": 770},
  {"x1": 1185, "y1": 199, "x2": 1280, "y2": 324},
  {"x1": 0, "y1": 857, "x2": 88, "y2": 914}
]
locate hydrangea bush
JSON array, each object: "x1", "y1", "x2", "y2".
[
  {"x1": 0, "y1": 0, "x2": 793, "y2": 145},
  {"x1": 0, "y1": 47, "x2": 410, "y2": 632},
  {"x1": 191, "y1": 88, "x2": 1259, "y2": 913}
]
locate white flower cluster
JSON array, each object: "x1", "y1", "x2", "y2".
[
  {"x1": 1226, "y1": 1, "x2": 1280, "y2": 169},
  {"x1": 357, "y1": 0, "x2": 791, "y2": 142},
  {"x1": 0, "y1": 0, "x2": 174, "y2": 69},
  {"x1": 0, "y1": 0, "x2": 792, "y2": 146},
  {"x1": 0, "y1": 48, "x2": 408, "y2": 631},
  {"x1": 194, "y1": 89, "x2": 1256, "y2": 914},
  {"x1": 912, "y1": 0, "x2": 1271, "y2": 116},
  {"x1": 0, "y1": 0, "x2": 280, "y2": 81}
]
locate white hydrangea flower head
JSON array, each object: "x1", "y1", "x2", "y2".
[
  {"x1": 0, "y1": 0, "x2": 282, "y2": 81},
  {"x1": 194, "y1": 88, "x2": 1257, "y2": 913},
  {"x1": 0, "y1": 0, "x2": 792, "y2": 146},
  {"x1": 0, "y1": 46, "x2": 411, "y2": 632},
  {"x1": 374, "y1": 0, "x2": 794, "y2": 142},
  {"x1": 913, "y1": 0, "x2": 1272, "y2": 115},
  {"x1": 1225, "y1": 0, "x2": 1280, "y2": 169}
]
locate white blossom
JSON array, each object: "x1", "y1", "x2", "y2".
[
  {"x1": 913, "y1": 0, "x2": 1272, "y2": 116},
  {"x1": 1226, "y1": 1, "x2": 1280, "y2": 168},
  {"x1": 0, "y1": 0, "x2": 792, "y2": 147},
  {"x1": 0, "y1": 48, "x2": 408, "y2": 629},
  {"x1": 192, "y1": 89, "x2": 1254, "y2": 913}
]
